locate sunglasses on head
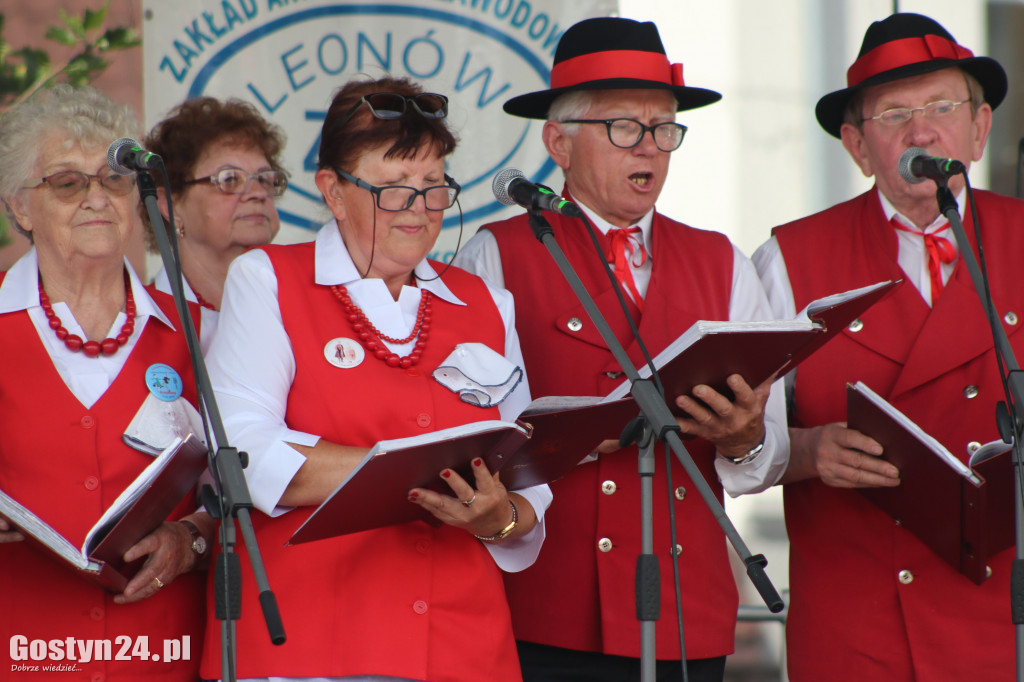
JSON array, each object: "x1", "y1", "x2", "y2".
[{"x1": 332, "y1": 92, "x2": 449, "y2": 134}]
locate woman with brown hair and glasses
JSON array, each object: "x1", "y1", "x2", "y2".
[
  {"x1": 141, "y1": 96, "x2": 287, "y2": 348},
  {"x1": 197, "y1": 77, "x2": 551, "y2": 682}
]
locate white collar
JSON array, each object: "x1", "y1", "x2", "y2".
[
  {"x1": 0, "y1": 248, "x2": 175, "y2": 329},
  {"x1": 312, "y1": 220, "x2": 465, "y2": 307},
  {"x1": 878, "y1": 187, "x2": 965, "y2": 235},
  {"x1": 150, "y1": 265, "x2": 199, "y2": 304},
  {"x1": 574, "y1": 200, "x2": 655, "y2": 257}
]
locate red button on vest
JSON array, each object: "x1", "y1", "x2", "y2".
[{"x1": 416, "y1": 413, "x2": 431, "y2": 428}]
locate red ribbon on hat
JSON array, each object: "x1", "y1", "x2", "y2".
[
  {"x1": 847, "y1": 34, "x2": 974, "y2": 87},
  {"x1": 551, "y1": 50, "x2": 685, "y2": 89}
]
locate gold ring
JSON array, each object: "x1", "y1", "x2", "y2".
[
  {"x1": 153, "y1": 577, "x2": 165, "y2": 590},
  {"x1": 461, "y1": 495, "x2": 477, "y2": 508}
]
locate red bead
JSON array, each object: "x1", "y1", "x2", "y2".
[
  {"x1": 65, "y1": 335, "x2": 83, "y2": 351},
  {"x1": 82, "y1": 341, "x2": 101, "y2": 357},
  {"x1": 399, "y1": 357, "x2": 412, "y2": 369},
  {"x1": 48, "y1": 317, "x2": 62, "y2": 329},
  {"x1": 100, "y1": 338, "x2": 119, "y2": 355},
  {"x1": 116, "y1": 333, "x2": 129, "y2": 345},
  {"x1": 375, "y1": 348, "x2": 389, "y2": 360},
  {"x1": 56, "y1": 327, "x2": 69, "y2": 340},
  {"x1": 385, "y1": 354, "x2": 401, "y2": 367}
]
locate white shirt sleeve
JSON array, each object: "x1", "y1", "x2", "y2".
[
  {"x1": 204, "y1": 250, "x2": 318, "y2": 517},
  {"x1": 453, "y1": 228, "x2": 505, "y2": 287},
  {"x1": 713, "y1": 245, "x2": 791, "y2": 496}
]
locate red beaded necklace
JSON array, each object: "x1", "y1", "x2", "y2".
[
  {"x1": 194, "y1": 290, "x2": 217, "y2": 311},
  {"x1": 330, "y1": 283, "x2": 432, "y2": 368},
  {"x1": 38, "y1": 270, "x2": 136, "y2": 357}
]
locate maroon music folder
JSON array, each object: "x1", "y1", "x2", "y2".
[
  {"x1": 847, "y1": 382, "x2": 1013, "y2": 584},
  {"x1": 605, "y1": 280, "x2": 899, "y2": 413},
  {"x1": 0, "y1": 433, "x2": 208, "y2": 592},
  {"x1": 289, "y1": 396, "x2": 637, "y2": 544}
]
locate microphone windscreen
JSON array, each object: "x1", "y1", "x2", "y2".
[
  {"x1": 107, "y1": 137, "x2": 140, "y2": 176},
  {"x1": 897, "y1": 146, "x2": 929, "y2": 185},
  {"x1": 492, "y1": 167, "x2": 525, "y2": 205}
]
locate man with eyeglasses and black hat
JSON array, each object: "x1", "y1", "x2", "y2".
[
  {"x1": 455, "y1": 16, "x2": 788, "y2": 682},
  {"x1": 753, "y1": 12, "x2": 1020, "y2": 681}
]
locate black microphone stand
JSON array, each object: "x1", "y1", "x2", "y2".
[
  {"x1": 523, "y1": 208, "x2": 783, "y2": 682},
  {"x1": 136, "y1": 170, "x2": 285, "y2": 681},
  {"x1": 933, "y1": 179, "x2": 1024, "y2": 681}
]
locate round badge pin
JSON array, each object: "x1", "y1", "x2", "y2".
[
  {"x1": 324, "y1": 337, "x2": 365, "y2": 369},
  {"x1": 145, "y1": 363, "x2": 183, "y2": 402}
]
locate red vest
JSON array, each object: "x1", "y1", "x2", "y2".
[
  {"x1": 200, "y1": 242, "x2": 523, "y2": 681},
  {"x1": 487, "y1": 210, "x2": 738, "y2": 659},
  {"x1": 774, "y1": 188, "x2": 1024, "y2": 681},
  {"x1": 0, "y1": 280, "x2": 205, "y2": 682}
]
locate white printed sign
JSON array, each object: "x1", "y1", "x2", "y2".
[{"x1": 143, "y1": 0, "x2": 614, "y2": 260}]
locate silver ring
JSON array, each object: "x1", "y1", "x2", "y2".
[{"x1": 461, "y1": 495, "x2": 477, "y2": 508}]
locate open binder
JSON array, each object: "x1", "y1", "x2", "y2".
[
  {"x1": 847, "y1": 381, "x2": 1013, "y2": 584},
  {"x1": 605, "y1": 280, "x2": 899, "y2": 412},
  {"x1": 290, "y1": 281, "x2": 898, "y2": 545},
  {"x1": 289, "y1": 396, "x2": 638, "y2": 544},
  {"x1": 0, "y1": 433, "x2": 208, "y2": 592}
]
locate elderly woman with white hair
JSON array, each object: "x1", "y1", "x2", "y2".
[{"x1": 0, "y1": 84, "x2": 211, "y2": 681}]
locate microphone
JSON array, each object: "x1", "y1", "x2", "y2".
[
  {"x1": 107, "y1": 138, "x2": 162, "y2": 175},
  {"x1": 897, "y1": 146, "x2": 966, "y2": 185},
  {"x1": 492, "y1": 168, "x2": 583, "y2": 218}
]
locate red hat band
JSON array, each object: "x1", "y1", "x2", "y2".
[
  {"x1": 846, "y1": 34, "x2": 974, "y2": 88},
  {"x1": 550, "y1": 50, "x2": 685, "y2": 89}
]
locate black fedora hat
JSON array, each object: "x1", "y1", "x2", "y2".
[
  {"x1": 503, "y1": 17, "x2": 722, "y2": 119},
  {"x1": 815, "y1": 13, "x2": 1007, "y2": 138}
]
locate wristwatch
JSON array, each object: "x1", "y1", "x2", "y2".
[{"x1": 180, "y1": 520, "x2": 207, "y2": 556}]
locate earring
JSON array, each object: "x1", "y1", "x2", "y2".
[{"x1": 177, "y1": 223, "x2": 185, "y2": 238}]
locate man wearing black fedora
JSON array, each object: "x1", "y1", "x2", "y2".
[
  {"x1": 754, "y1": 12, "x2": 1020, "y2": 681},
  {"x1": 456, "y1": 16, "x2": 788, "y2": 682}
]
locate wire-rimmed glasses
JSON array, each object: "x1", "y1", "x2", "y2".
[{"x1": 184, "y1": 168, "x2": 288, "y2": 197}]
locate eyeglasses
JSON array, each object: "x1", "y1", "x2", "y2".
[
  {"x1": 862, "y1": 99, "x2": 971, "y2": 126},
  {"x1": 334, "y1": 92, "x2": 449, "y2": 132},
  {"x1": 563, "y1": 118, "x2": 688, "y2": 152},
  {"x1": 184, "y1": 168, "x2": 288, "y2": 196},
  {"x1": 334, "y1": 169, "x2": 460, "y2": 212},
  {"x1": 23, "y1": 170, "x2": 136, "y2": 201}
]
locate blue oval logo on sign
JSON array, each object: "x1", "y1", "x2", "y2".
[{"x1": 146, "y1": 1, "x2": 597, "y2": 260}]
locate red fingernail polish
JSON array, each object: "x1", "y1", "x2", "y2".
[
  {"x1": 473, "y1": 458, "x2": 483, "y2": 467},
  {"x1": 409, "y1": 491, "x2": 419, "y2": 501},
  {"x1": 441, "y1": 470, "x2": 451, "y2": 479}
]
